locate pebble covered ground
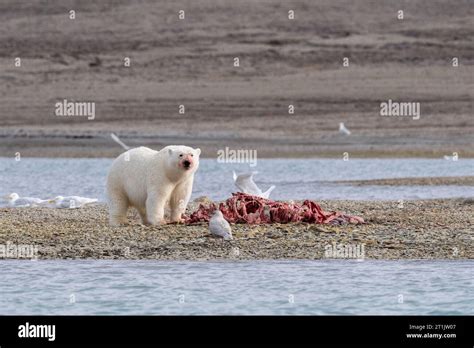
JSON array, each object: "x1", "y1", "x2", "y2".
[{"x1": 1, "y1": 198, "x2": 472, "y2": 260}]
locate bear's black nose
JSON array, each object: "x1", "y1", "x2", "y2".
[{"x1": 183, "y1": 160, "x2": 191, "y2": 168}]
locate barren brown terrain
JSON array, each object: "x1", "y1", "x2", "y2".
[{"x1": 0, "y1": 0, "x2": 473, "y2": 158}]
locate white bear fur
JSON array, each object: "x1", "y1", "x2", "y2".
[{"x1": 106, "y1": 145, "x2": 200, "y2": 226}]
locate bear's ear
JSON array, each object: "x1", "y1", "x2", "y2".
[
  {"x1": 195, "y1": 148, "x2": 201, "y2": 156},
  {"x1": 168, "y1": 148, "x2": 173, "y2": 156}
]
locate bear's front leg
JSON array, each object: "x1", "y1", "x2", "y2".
[
  {"x1": 169, "y1": 201, "x2": 185, "y2": 223},
  {"x1": 146, "y1": 187, "x2": 171, "y2": 225},
  {"x1": 170, "y1": 179, "x2": 193, "y2": 223}
]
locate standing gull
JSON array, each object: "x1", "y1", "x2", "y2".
[
  {"x1": 232, "y1": 171, "x2": 275, "y2": 199},
  {"x1": 339, "y1": 122, "x2": 351, "y2": 135},
  {"x1": 209, "y1": 210, "x2": 233, "y2": 240}
]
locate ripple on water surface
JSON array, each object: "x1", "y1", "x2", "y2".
[{"x1": 0, "y1": 260, "x2": 472, "y2": 315}]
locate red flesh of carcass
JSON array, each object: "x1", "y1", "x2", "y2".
[{"x1": 185, "y1": 192, "x2": 364, "y2": 225}]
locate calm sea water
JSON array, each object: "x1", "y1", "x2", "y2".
[
  {"x1": 0, "y1": 157, "x2": 473, "y2": 202},
  {"x1": 0, "y1": 260, "x2": 472, "y2": 315}
]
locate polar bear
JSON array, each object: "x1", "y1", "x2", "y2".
[{"x1": 106, "y1": 145, "x2": 200, "y2": 226}]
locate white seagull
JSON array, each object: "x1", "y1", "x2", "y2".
[
  {"x1": 232, "y1": 171, "x2": 275, "y2": 199},
  {"x1": 3, "y1": 193, "x2": 49, "y2": 207},
  {"x1": 47, "y1": 195, "x2": 98, "y2": 209},
  {"x1": 209, "y1": 210, "x2": 233, "y2": 240},
  {"x1": 443, "y1": 155, "x2": 458, "y2": 161},
  {"x1": 339, "y1": 122, "x2": 351, "y2": 135},
  {"x1": 110, "y1": 133, "x2": 130, "y2": 150}
]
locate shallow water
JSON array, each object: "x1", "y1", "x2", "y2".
[
  {"x1": 0, "y1": 260, "x2": 472, "y2": 315},
  {"x1": 0, "y1": 157, "x2": 472, "y2": 202}
]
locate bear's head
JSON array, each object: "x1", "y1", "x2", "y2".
[{"x1": 166, "y1": 145, "x2": 201, "y2": 175}]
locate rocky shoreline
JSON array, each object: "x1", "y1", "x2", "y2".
[{"x1": 0, "y1": 199, "x2": 472, "y2": 260}]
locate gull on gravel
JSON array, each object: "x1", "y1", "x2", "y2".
[
  {"x1": 209, "y1": 210, "x2": 233, "y2": 241},
  {"x1": 339, "y1": 122, "x2": 351, "y2": 135},
  {"x1": 47, "y1": 195, "x2": 98, "y2": 209},
  {"x1": 3, "y1": 193, "x2": 49, "y2": 207},
  {"x1": 232, "y1": 171, "x2": 275, "y2": 199}
]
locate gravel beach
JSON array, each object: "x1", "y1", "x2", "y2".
[{"x1": 1, "y1": 199, "x2": 472, "y2": 260}]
